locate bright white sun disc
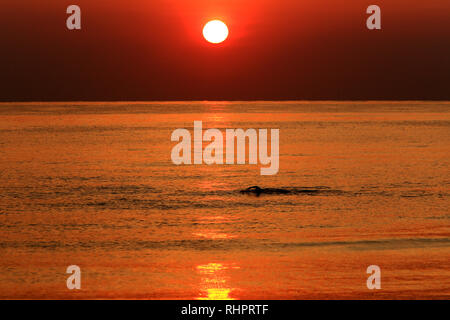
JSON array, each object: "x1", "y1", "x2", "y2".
[{"x1": 203, "y1": 20, "x2": 229, "y2": 44}]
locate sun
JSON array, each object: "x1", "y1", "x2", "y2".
[{"x1": 203, "y1": 20, "x2": 229, "y2": 44}]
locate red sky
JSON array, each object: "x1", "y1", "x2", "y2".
[{"x1": 0, "y1": 0, "x2": 449, "y2": 101}]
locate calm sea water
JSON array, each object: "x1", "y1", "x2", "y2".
[{"x1": 0, "y1": 101, "x2": 449, "y2": 299}]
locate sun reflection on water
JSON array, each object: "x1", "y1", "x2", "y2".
[{"x1": 196, "y1": 263, "x2": 239, "y2": 300}]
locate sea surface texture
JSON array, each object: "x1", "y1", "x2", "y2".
[{"x1": 0, "y1": 101, "x2": 449, "y2": 299}]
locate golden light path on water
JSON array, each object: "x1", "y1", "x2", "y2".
[
  {"x1": 196, "y1": 263, "x2": 239, "y2": 300},
  {"x1": 193, "y1": 178, "x2": 238, "y2": 300}
]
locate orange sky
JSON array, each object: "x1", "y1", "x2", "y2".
[{"x1": 0, "y1": 0, "x2": 449, "y2": 100}]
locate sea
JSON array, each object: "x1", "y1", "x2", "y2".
[{"x1": 0, "y1": 101, "x2": 449, "y2": 299}]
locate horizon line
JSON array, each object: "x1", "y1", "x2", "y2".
[{"x1": 1, "y1": 99, "x2": 450, "y2": 104}]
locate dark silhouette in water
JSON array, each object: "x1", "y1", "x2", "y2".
[
  {"x1": 240, "y1": 186, "x2": 291, "y2": 196},
  {"x1": 240, "y1": 186, "x2": 327, "y2": 197}
]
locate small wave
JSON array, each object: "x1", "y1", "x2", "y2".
[
  {"x1": 2, "y1": 237, "x2": 449, "y2": 252},
  {"x1": 239, "y1": 186, "x2": 347, "y2": 196}
]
